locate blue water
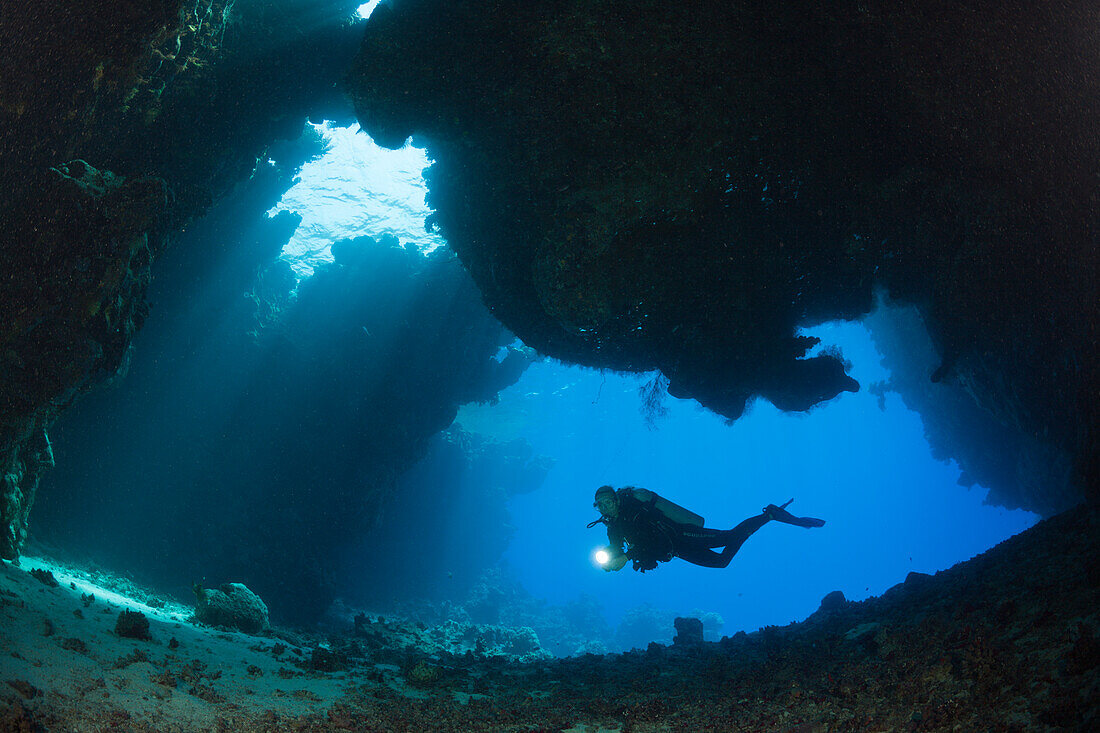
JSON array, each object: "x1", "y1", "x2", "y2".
[{"x1": 457, "y1": 323, "x2": 1037, "y2": 639}]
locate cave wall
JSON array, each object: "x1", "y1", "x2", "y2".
[
  {"x1": 348, "y1": 0, "x2": 1098, "y2": 513},
  {"x1": 0, "y1": 0, "x2": 366, "y2": 558},
  {"x1": 864, "y1": 301, "x2": 1081, "y2": 518},
  {"x1": 35, "y1": 191, "x2": 534, "y2": 623}
]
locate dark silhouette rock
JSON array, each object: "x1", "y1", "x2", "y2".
[
  {"x1": 348, "y1": 0, "x2": 1097, "y2": 514},
  {"x1": 818, "y1": 590, "x2": 848, "y2": 613},
  {"x1": 673, "y1": 617, "x2": 704, "y2": 646},
  {"x1": 115, "y1": 609, "x2": 152, "y2": 641}
]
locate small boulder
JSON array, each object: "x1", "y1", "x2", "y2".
[
  {"x1": 673, "y1": 617, "x2": 704, "y2": 645},
  {"x1": 29, "y1": 569, "x2": 59, "y2": 587},
  {"x1": 844, "y1": 621, "x2": 883, "y2": 653},
  {"x1": 311, "y1": 646, "x2": 345, "y2": 672},
  {"x1": 193, "y1": 582, "x2": 269, "y2": 634},
  {"x1": 116, "y1": 609, "x2": 152, "y2": 640}
]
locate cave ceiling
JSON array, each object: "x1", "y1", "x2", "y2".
[{"x1": 348, "y1": 0, "x2": 1098, "y2": 508}]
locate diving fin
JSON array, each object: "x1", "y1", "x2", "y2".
[
  {"x1": 790, "y1": 515, "x2": 826, "y2": 528},
  {"x1": 764, "y1": 499, "x2": 825, "y2": 528}
]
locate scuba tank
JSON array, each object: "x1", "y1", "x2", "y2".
[{"x1": 625, "y1": 487, "x2": 704, "y2": 527}]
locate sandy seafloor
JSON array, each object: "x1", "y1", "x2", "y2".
[{"x1": 2, "y1": 509, "x2": 1098, "y2": 732}]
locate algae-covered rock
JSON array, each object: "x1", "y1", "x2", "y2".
[
  {"x1": 115, "y1": 609, "x2": 152, "y2": 640},
  {"x1": 1, "y1": 428, "x2": 54, "y2": 561},
  {"x1": 193, "y1": 582, "x2": 270, "y2": 634}
]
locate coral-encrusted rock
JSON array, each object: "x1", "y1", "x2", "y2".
[
  {"x1": 473, "y1": 625, "x2": 549, "y2": 661},
  {"x1": 310, "y1": 646, "x2": 345, "y2": 672},
  {"x1": 193, "y1": 582, "x2": 270, "y2": 634},
  {"x1": 673, "y1": 617, "x2": 704, "y2": 646},
  {"x1": 0, "y1": 0, "x2": 366, "y2": 570},
  {"x1": 1, "y1": 159, "x2": 164, "y2": 562},
  {"x1": 115, "y1": 609, "x2": 152, "y2": 640},
  {"x1": 1, "y1": 429, "x2": 55, "y2": 561}
]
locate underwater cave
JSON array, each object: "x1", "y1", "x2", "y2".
[{"x1": 0, "y1": 1, "x2": 1096, "y2": 730}]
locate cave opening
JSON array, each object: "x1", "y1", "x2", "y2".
[
  {"x1": 25, "y1": 113, "x2": 1040, "y2": 656},
  {"x1": 249, "y1": 120, "x2": 1040, "y2": 651},
  {"x1": 462, "y1": 317, "x2": 1039, "y2": 650},
  {"x1": 267, "y1": 120, "x2": 444, "y2": 281}
]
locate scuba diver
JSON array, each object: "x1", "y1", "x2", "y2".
[{"x1": 588, "y1": 485, "x2": 825, "y2": 572}]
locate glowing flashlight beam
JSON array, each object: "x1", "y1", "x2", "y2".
[{"x1": 594, "y1": 548, "x2": 610, "y2": 566}]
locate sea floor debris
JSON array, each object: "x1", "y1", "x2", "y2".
[{"x1": 2, "y1": 508, "x2": 1098, "y2": 731}]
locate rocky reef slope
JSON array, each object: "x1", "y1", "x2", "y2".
[{"x1": 3, "y1": 507, "x2": 1097, "y2": 731}]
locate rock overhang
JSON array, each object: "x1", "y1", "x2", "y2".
[{"x1": 348, "y1": 0, "x2": 1098, "y2": 514}]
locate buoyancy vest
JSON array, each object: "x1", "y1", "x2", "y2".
[
  {"x1": 609, "y1": 487, "x2": 705, "y2": 569},
  {"x1": 621, "y1": 487, "x2": 705, "y2": 527}
]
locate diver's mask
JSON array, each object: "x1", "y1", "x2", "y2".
[{"x1": 593, "y1": 487, "x2": 618, "y2": 516}]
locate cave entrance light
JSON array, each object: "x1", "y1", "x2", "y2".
[
  {"x1": 266, "y1": 121, "x2": 444, "y2": 281},
  {"x1": 479, "y1": 319, "x2": 1038, "y2": 644},
  {"x1": 357, "y1": 1, "x2": 384, "y2": 20}
]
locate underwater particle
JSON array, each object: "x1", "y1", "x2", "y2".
[{"x1": 115, "y1": 609, "x2": 152, "y2": 640}]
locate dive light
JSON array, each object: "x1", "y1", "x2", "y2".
[{"x1": 593, "y1": 547, "x2": 611, "y2": 566}]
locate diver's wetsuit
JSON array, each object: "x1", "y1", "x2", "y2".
[{"x1": 605, "y1": 488, "x2": 769, "y2": 571}]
